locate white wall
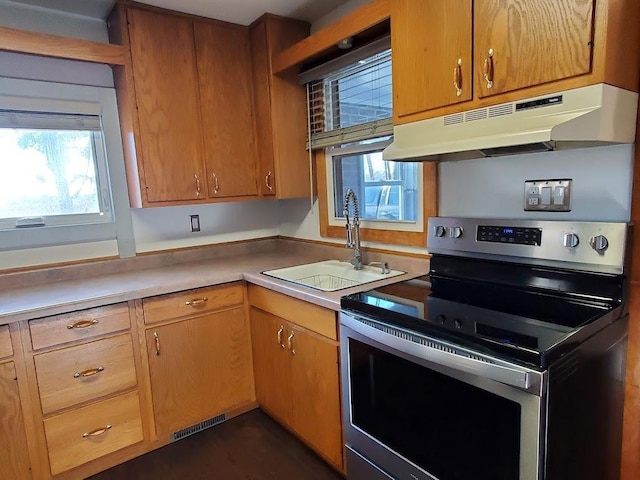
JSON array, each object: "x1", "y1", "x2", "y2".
[
  {"x1": 311, "y1": 0, "x2": 371, "y2": 33},
  {"x1": 132, "y1": 200, "x2": 281, "y2": 253},
  {"x1": 0, "y1": 0, "x2": 109, "y2": 41},
  {"x1": 439, "y1": 145, "x2": 634, "y2": 222}
]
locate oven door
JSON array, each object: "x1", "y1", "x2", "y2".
[{"x1": 340, "y1": 312, "x2": 545, "y2": 480}]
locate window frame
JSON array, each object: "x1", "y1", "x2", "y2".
[{"x1": 0, "y1": 77, "x2": 134, "y2": 255}]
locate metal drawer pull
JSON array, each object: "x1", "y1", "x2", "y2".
[
  {"x1": 195, "y1": 174, "x2": 201, "y2": 197},
  {"x1": 277, "y1": 325, "x2": 285, "y2": 349},
  {"x1": 67, "y1": 319, "x2": 99, "y2": 330},
  {"x1": 453, "y1": 58, "x2": 463, "y2": 96},
  {"x1": 185, "y1": 297, "x2": 208, "y2": 306},
  {"x1": 74, "y1": 366, "x2": 105, "y2": 378},
  {"x1": 153, "y1": 332, "x2": 161, "y2": 356},
  {"x1": 82, "y1": 425, "x2": 112, "y2": 438},
  {"x1": 287, "y1": 331, "x2": 295, "y2": 355},
  {"x1": 265, "y1": 171, "x2": 273, "y2": 191}
]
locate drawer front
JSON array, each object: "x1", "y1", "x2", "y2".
[
  {"x1": 30, "y1": 303, "x2": 130, "y2": 351},
  {"x1": 35, "y1": 334, "x2": 137, "y2": 415},
  {"x1": 0, "y1": 325, "x2": 12, "y2": 359},
  {"x1": 143, "y1": 283, "x2": 244, "y2": 325},
  {"x1": 248, "y1": 285, "x2": 337, "y2": 340},
  {"x1": 44, "y1": 390, "x2": 143, "y2": 475}
]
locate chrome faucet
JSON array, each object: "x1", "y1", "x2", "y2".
[{"x1": 343, "y1": 189, "x2": 363, "y2": 270}]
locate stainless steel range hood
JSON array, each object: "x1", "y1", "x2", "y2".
[{"x1": 383, "y1": 84, "x2": 639, "y2": 162}]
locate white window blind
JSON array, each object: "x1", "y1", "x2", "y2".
[{"x1": 302, "y1": 37, "x2": 393, "y2": 150}]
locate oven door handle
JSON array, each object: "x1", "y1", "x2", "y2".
[{"x1": 341, "y1": 313, "x2": 542, "y2": 393}]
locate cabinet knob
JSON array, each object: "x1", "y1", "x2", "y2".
[
  {"x1": 82, "y1": 425, "x2": 112, "y2": 438},
  {"x1": 277, "y1": 325, "x2": 285, "y2": 349},
  {"x1": 195, "y1": 174, "x2": 201, "y2": 197},
  {"x1": 73, "y1": 366, "x2": 105, "y2": 379},
  {"x1": 287, "y1": 331, "x2": 296, "y2": 355},
  {"x1": 153, "y1": 331, "x2": 161, "y2": 356},
  {"x1": 265, "y1": 171, "x2": 274, "y2": 191},
  {"x1": 67, "y1": 319, "x2": 99, "y2": 330},
  {"x1": 483, "y1": 49, "x2": 494, "y2": 89},
  {"x1": 453, "y1": 58, "x2": 463, "y2": 97},
  {"x1": 212, "y1": 173, "x2": 220, "y2": 194}
]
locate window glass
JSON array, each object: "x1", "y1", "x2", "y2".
[
  {"x1": 332, "y1": 145, "x2": 419, "y2": 222},
  {"x1": 0, "y1": 128, "x2": 104, "y2": 220}
]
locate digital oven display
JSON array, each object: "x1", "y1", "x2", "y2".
[{"x1": 477, "y1": 225, "x2": 542, "y2": 246}]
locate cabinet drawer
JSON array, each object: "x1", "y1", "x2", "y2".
[
  {"x1": 35, "y1": 334, "x2": 137, "y2": 415},
  {"x1": 44, "y1": 390, "x2": 143, "y2": 475},
  {"x1": 248, "y1": 285, "x2": 337, "y2": 340},
  {"x1": 30, "y1": 303, "x2": 130, "y2": 351},
  {"x1": 0, "y1": 325, "x2": 12, "y2": 359},
  {"x1": 143, "y1": 283, "x2": 244, "y2": 325}
]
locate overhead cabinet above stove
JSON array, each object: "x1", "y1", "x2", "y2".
[{"x1": 391, "y1": 0, "x2": 640, "y2": 124}]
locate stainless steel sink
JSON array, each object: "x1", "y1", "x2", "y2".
[{"x1": 262, "y1": 260, "x2": 405, "y2": 292}]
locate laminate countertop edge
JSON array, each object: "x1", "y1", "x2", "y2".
[{"x1": 0, "y1": 251, "x2": 428, "y2": 325}]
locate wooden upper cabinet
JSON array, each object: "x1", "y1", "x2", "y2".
[
  {"x1": 194, "y1": 22, "x2": 259, "y2": 198},
  {"x1": 474, "y1": 0, "x2": 595, "y2": 98},
  {"x1": 392, "y1": 0, "x2": 473, "y2": 119},
  {"x1": 127, "y1": 8, "x2": 205, "y2": 202},
  {"x1": 250, "y1": 15, "x2": 311, "y2": 200}
]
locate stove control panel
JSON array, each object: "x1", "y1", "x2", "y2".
[{"x1": 428, "y1": 217, "x2": 629, "y2": 274}]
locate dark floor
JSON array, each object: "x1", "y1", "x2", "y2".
[{"x1": 89, "y1": 409, "x2": 345, "y2": 480}]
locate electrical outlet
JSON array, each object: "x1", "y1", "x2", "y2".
[
  {"x1": 190, "y1": 214, "x2": 200, "y2": 232},
  {"x1": 524, "y1": 179, "x2": 572, "y2": 212}
]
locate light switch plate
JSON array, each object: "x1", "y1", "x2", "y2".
[{"x1": 524, "y1": 179, "x2": 572, "y2": 212}]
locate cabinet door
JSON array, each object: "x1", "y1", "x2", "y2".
[
  {"x1": 194, "y1": 22, "x2": 259, "y2": 198},
  {"x1": 128, "y1": 8, "x2": 205, "y2": 202},
  {"x1": 146, "y1": 308, "x2": 254, "y2": 438},
  {"x1": 392, "y1": 0, "x2": 473, "y2": 118},
  {"x1": 289, "y1": 325, "x2": 343, "y2": 470},
  {"x1": 249, "y1": 308, "x2": 292, "y2": 425},
  {"x1": 475, "y1": 0, "x2": 594, "y2": 97},
  {"x1": 0, "y1": 362, "x2": 32, "y2": 480},
  {"x1": 250, "y1": 20, "x2": 277, "y2": 197}
]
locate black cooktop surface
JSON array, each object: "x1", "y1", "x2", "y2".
[{"x1": 341, "y1": 259, "x2": 624, "y2": 369}]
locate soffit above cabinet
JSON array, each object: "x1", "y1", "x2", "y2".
[{"x1": 4, "y1": 0, "x2": 348, "y2": 24}]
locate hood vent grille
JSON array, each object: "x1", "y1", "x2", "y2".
[
  {"x1": 489, "y1": 103, "x2": 515, "y2": 117},
  {"x1": 384, "y1": 84, "x2": 639, "y2": 162},
  {"x1": 444, "y1": 103, "x2": 515, "y2": 127}
]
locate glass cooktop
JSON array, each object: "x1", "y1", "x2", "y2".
[{"x1": 341, "y1": 274, "x2": 621, "y2": 369}]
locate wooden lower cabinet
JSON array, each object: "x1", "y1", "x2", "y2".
[
  {"x1": 145, "y1": 306, "x2": 255, "y2": 439},
  {"x1": 249, "y1": 299, "x2": 343, "y2": 471},
  {"x1": 0, "y1": 361, "x2": 32, "y2": 480}
]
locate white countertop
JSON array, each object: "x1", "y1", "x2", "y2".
[{"x1": 0, "y1": 250, "x2": 427, "y2": 324}]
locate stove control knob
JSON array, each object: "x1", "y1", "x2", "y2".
[
  {"x1": 589, "y1": 235, "x2": 609, "y2": 253},
  {"x1": 449, "y1": 226, "x2": 463, "y2": 239},
  {"x1": 562, "y1": 233, "x2": 579, "y2": 248},
  {"x1": 434, "y1": 314, "x2": 446, "y2": 325},
  {"x1": 454, "y1": 319, "x2": 463, "y2": 329},
  {"x1": 434, "y1": 225, "x2": 447, "y2": 238}
]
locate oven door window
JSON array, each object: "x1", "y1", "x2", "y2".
[{"x1": 349, "y1": 338, "x2": 521, "y2": 480}]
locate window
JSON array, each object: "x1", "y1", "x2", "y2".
[
  {"x1": 0, "y1": 112, "x2": 112, "y2": 228},
  {"x1": 303, "y1": 37, "x2": 437, "y2": 247},
  {"x1": 332, "y1": 145, "x2": 419, "y2": 222},
  {"x1": 0, "y1": 77, "x2": 134, "y2": 256}
]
